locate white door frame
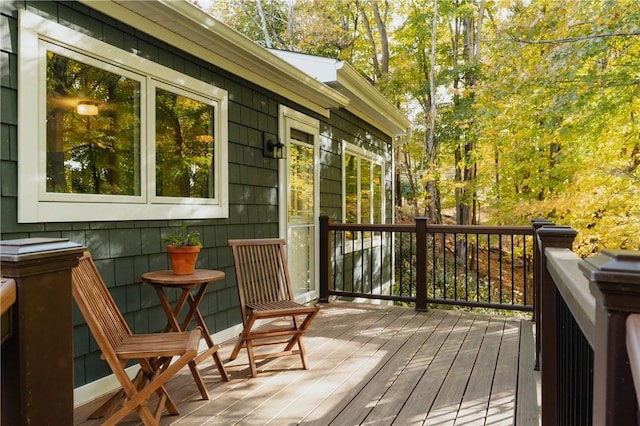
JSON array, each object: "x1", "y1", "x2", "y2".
[{"x1": 278, "y1": 105, "x2": 320, "y2": 302}]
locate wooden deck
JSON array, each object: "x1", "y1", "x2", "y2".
[{"x1": 75, "y1": 302, "x2": 540, "y2": 425}]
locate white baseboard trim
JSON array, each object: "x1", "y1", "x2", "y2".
[{"x1": 73, "y1": 324, "x2": 243, "y2": 408}]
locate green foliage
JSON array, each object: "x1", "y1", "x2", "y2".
[{"x1": 163, "y1": 223, "x2": 202, "y2": 248}]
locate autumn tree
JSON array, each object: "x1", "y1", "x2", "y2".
[{"x1": 476, "y1": 0, "x2": 640, "y2": 254}]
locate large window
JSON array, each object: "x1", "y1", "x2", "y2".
[
  {"x1": 343, "y1": 144, "x2": 384, "y2": 225},
  {"x1": 19, "y1": 11, "x2": 228, "y2": 222}
]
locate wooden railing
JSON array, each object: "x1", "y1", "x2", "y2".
[
  {"x1": 319, "y1": 216, "x2": 535, "y2": 312},
  {"x1": 537, "y1": 227, "x2": 640, "y2": 425}
]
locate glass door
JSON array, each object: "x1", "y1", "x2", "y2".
[{"x1": 280, "y1": 107, "x2": 319, "y2": 302}]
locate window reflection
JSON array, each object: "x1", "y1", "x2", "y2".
[
  {"x1": 46, "y1": 51, "x2": 141, "y2": 195},
  {"x1": 155, "y1": 88, "x2": 215, "y2": 199}
]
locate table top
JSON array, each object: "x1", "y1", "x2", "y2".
[{"x1": 141, "y1": 269, "x2": 225, "y2": 287}]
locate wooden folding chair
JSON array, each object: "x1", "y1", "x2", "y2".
[
  {"x1": 72, "y1": 251, "x2": 201, "y2": 425},
  {"x1": 228, "y1": 238, "x2": 320, "y2": 377}
]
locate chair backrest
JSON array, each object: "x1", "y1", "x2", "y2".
[
  {"x1": 228, "y1": 238, "x2": 295, "y2": 314},
  {"x1": 72, "y1": 251, "x2": 131, "y2": 365}
]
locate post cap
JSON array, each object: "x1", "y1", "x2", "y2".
[
  {"x1": 0, "y1": 238, "x2": 84, "y2": 263},
  {"x1": 581, "y1": 249, "x2": 640, "y2": 284},
  {"x1": 582, "y1": 250, "x2": 640, "y2": 312}
]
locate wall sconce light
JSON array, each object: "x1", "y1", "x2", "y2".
[
  {"x1": 77, "y1": 101, "x2": 98, "y2": 116},
  {"x1": 263, "y1": 132, "x2": 286, "y2": 159}
]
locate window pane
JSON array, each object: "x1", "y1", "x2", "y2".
[
  {"x1": 46, "y1": 52, "x2": 141, "y2": 195},
  {"x1": 345, "y1": 153, "x2": 358, "y2": 223},
  {"x1": 360, "y1": 159, "x2": 371, "y2": 224},
  {"x1": 289, "y1": 141, "x2": 314, "y2": 223},
  {"x1": 373, "y1": 163, "x2": 382, "y2": 223},
  {"x1": 155, "y1": 88, "x2": 215, "y2": 198}
]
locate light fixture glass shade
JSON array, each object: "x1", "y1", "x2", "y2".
[
  {"x1": 77, "y1": 101, "x2": 98, "y2": 116},
  {"x1": 263, "y1": 132, "x2": 286, "y2": 159}
]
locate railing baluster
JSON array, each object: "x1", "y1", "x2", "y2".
[
  {"x1": 442, "y1": 233, "x2": 446, "y2": 300},
  {"x1": 476, "y1": 233, "x2": 480, "y2": 303},
  {"x1": 511, "y1": 235, "x2": 515, "y2": 305},
  {"x1": 487, "y1": 234, "x2": 491, "y2": 304},
  {"x1": 453, "y1": 233, "x2": 458, "y2": 301},
  {"x1": 368, "y1": 231, "x2": 373, "y2": 295},
  {"x1": 398, "y1": 233, "x2": 403, "y2": 296},
  {"x1": 522, "y1": 236, "x2": 529, "y2": 305},
  {"x1": 499, "y1": 235, "x2": 503, "y2": 304},
  {"x1": 431, "y1": 233, "x2": 436, "y2": 300},
  {"x1": 465, "y1": 233, "x2": 469, "y2": 303}
]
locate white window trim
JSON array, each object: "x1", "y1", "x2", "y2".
[
  {"x1": 341, "y1": 142, "x2": 385, "y2": 254},
  {"x1": 18, "y1": 10, "x2": 228, "y2": 222},
  {"x1": 342, "y1": 142, "x2": 385, "y2": 224}
]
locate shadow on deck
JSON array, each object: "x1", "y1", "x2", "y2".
[{"x1": 75, "y1": 302, "x2": 540, "y2": 425}]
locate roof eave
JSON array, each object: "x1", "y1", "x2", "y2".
[
  {"x1": 335, "y1": 62, "x2": 410, "y2": 138},
  {"x1": 268, "y1": 50, "x2": 410, "y2": 138},
  {"x1": 79, "y1": 0, "x2": 349, "y2": 117}
]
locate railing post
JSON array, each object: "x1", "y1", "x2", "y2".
[
  {"x1": 581, "y1": 250, "x2": 640, "y2": 425},
  {"x1": 415, "y1": 217, "x2": 428, "y2": 312},
  {"x1": 532, "y1": 218, "x2": 555, "y2": 371},
  {"x1": 537, "y1": 226, "x2": 577, "y2": 426},
  {"x1": 319, "y1": 216, "x2": 331, "y2": 303},
  {"x1": 0, "y1": 238, "x2": 84, "y2": 426}
]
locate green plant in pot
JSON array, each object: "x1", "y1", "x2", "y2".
[{"x1": 163, "y1": 223, "x2": 202, "y2": 275}]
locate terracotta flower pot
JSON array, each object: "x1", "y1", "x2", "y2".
[{"x1": 167, "y1": 245, "x2": 200, "y2": 275}]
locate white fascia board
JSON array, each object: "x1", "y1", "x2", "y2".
[
  {"x1": 270, "y1": 50, "x2": 410, "y2": 138},
  {"x1": 79, "y1": 0, "x2": 348, "y2": 118},
  {"x1": 335, "y1": 62, "x2": 410, "y2": 138}
]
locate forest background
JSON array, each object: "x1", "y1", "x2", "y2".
[{"x1": 195, "y1": 0, "x2": 640, "y2": 257}]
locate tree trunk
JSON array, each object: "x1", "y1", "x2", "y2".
[
  {"x1": 403, "y1": 150, "x2": 420, "y2": 217},
  {"x1": 255, "y1": 0, "x2": 273, "y2": 48},
  {"x1": 454, "y1": 2, "x2": 484, "y2": 226},
  {"x1": 425, "y1": 0, "x2": 441, "y2": 224},
  {"x1": 372, "y1": 1, "x2": 389, "y2": 76}
]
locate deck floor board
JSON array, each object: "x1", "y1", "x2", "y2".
[{"x1": 74, "y1": 302, "x2": 539, "y2": 426}]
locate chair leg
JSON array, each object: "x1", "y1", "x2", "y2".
[
  {"x1": 154, "y1": 391, "x2": 168, "y2": 423},
  {"x1": 142, "y1": 358, "x2": 180, "y2": 415},
  {"x1": 231, "y1": 316, "x2": 256, "y2": 362},
  {"x1": 90, "y1": 368, "x2": 147, "y2": 420},
  {"x1": 89, "y1": 389, "x2": 127, "y2": 419},
  {"x1": 212, "y1": 349, "x2": 231, "y2": 381},
  {"x1": 297, "y1": 337, "x2": 309, "y2": 370},
  {"x1": 246, "y1": 339, "x2": 258, "y2": 378},
  {"x1": 188, "y1": 360, "x2": 210, "y2": 400},
  {"x1": 135, "y1": 404, "x2": 159, "y2": 426},
  {"x1": 229, "y1": 333, "x2": 244, "y2": 361},
  {"x1": 154, "y1": 384, "x2": 179, "y2": 415}
]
